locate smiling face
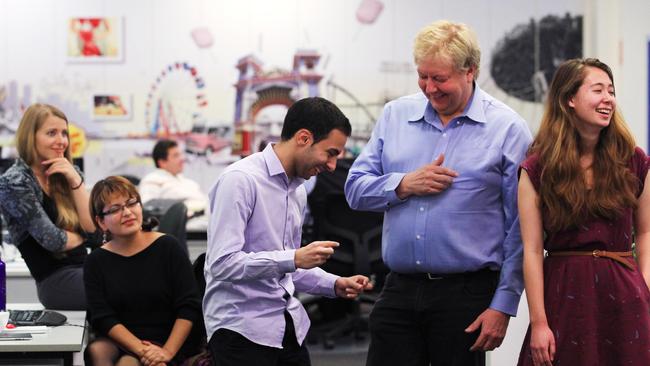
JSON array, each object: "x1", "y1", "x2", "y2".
[
  {"x1": 294, "y1": 129, "x2": 347, "y2": 179},
  {"x1": 568, "y1": 66, "x2": 616, "y2": 134},
  {"x1": 417, "y1": 55, "x2": 475, "y2": 124},
  {"x1": 34, "y1": 115, "x2": 69, "y2": 162},
  {"x1": 96, "y1": 194, "x2": 143, "y2": 239}
]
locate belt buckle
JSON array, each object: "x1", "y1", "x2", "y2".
[{"x1": 426, "y1": 273, "x2": 443, "y2": 280}]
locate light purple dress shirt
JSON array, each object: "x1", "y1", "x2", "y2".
[{"x1": 203, "y1": 144, "x2": 339, "y2": 348}]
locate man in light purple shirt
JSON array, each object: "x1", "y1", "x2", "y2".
[{"x1": 204, "y1": 97, "x2": 373, "y2": 366}]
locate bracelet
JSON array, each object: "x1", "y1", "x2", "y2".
[{"x1": 71, "y1": 176, "x2": 84, "y2": 190}]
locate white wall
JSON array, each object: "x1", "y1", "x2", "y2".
[
  {"x1": 582, "y1": 0, "x2": 649, "y2": 150},
  {"x1": 619, "y1": 0, "x2": 650, "y2": 150},
  {"x1": 488, "y1": 291, "x2": 530, "y2": 365},
  {"x1": 0, "y1": 0, "x2": 585, "y2": 190},
  {"x1": 0, "y1": 0, "x2": 582, "y2": 138}
]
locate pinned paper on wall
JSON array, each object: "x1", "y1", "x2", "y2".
[
  {"x1": 92, "y1": 93, "x2": 132, "y2": 121},
  {"x1": 356, "y1": 0, "x2": 384, "y2": 25},
  {"x1": 67, "y1": 17, "x2": 123, "y2": 62}
]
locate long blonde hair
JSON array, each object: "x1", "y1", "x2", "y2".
[
  {"x1": 531, "y1": 58, "x2": 638, "y2": 232},
  {"x1": 15, "y1": 103, "x2": 80, "y2": 231}
]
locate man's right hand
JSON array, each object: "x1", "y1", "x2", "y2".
[
  {"x1": 396, "y1": 154, "x2": 459, "y2": 199},
  {"x1": 295, "y1": 241, "x2": 339, "y2": 269}
]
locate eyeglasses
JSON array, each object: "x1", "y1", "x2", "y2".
[{"x1": 101, "y1": 198, "x2": 140, "y2": 217}]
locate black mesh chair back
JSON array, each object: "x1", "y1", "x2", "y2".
[{"x1": 143, "y1": 198, "x2": 189, "y2": 257}]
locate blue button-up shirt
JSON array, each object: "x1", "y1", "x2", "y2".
[
  {"x1": 204, "y1": 144, "x2": 338, "y2": 348},
  {"x1": 345, "y1": 85, "x2": 532, "y2": 316}
]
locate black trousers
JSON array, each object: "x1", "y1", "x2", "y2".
[
  {"x1": 366, "y1": 269, "x2": 499, "y2": 366},
  {"x1": 209, "y1": 312, "x2": 311, "y2": 366}
]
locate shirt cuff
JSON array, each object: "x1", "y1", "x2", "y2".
[
  {"x1": 384, "y1": 173, "x2": 407, "y2": 207},
  {"x1": 489, "y1": 290, "x2": 521, "y2": 317},
  {"x1": 323, "y1": 272, "x2": 339, "y2": 298},
  {"x1": 279, "y1": 249, "x2": 297, "y2": 273}
]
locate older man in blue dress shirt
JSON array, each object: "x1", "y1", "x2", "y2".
[
  {"x1": 204, "y1": 97, "x2": 373, "y2": 366},
  {"x1": 345, "y1": 20, "x2": 532, "y2": 366}
]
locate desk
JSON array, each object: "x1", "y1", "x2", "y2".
[
  {"x1": 0, "y1": 305, "x2": 86, "y2": 366},
  {"x1": 5, "y1": 261, "x2": 38, "y2": 303}
]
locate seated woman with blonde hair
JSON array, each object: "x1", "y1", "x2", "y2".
[
  {"x1": 84, "y1": 176, "x2": 201, "y2": 366},
  {"x1": 0, "y1": 103, "x2": 97, "y2": 310}
]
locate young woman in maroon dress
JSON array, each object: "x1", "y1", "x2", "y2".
[{"x1": 517, "y1": 58, "x2": 650, "y2": 366}]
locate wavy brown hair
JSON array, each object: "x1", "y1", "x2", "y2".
[
  {"x1": 15, "y1": 104, "x2": 80, "y2": 231},
  {"x1": 531, "y1": 58, "x2": 638, "y2": 233}
]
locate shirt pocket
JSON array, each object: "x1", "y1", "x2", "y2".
[
  {"x1": 451, "y1": 176, "x2": 486, "y2": 191},
  {"x1": 446, "y1": 145, "x2": 500, "y2": 177},
  {"x1": 445, "y1": 146, "x2": 502, "y2": 193}
]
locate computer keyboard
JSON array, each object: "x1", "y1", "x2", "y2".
[{"x1": 8, "y1": 310, "x2": 67, "y2": 326}]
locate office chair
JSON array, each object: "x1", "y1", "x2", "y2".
[
  {"x1": 189, "y1": 253, "x2": 207, "y2": 346},
  {"x1": 142, "y1": 198, "x2": 189, "y2": 257},
  {"x1": 120, "y1": 174, "x2": 141, "y2": 186},
  {"x1": 316, "y1": 193, "x2": 384, "y2": 277},
  {"x1": 305, "y1": 161, "x2": 386, "y2": 349},
  {"x1": 193, "y1": 253, "x2": 207, "y2": 300}
]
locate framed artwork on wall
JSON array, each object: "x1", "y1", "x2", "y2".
[
  {"x1": 91, "y1": 93, "x2": 131, "y2": 120},
  {"x1": 67, "y1": 17, "x2": 123, "y2": 62}
]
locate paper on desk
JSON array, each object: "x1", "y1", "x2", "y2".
[
  {"x1": 0, "y1": 332, "x2": 32, "y2": 340},
  {"x1": 3, "y1": 326, "x2": 48, "y2": 334}
]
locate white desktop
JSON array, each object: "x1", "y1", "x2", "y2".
[{"x1": 0, "y1": 303, "x2": 87, "y2": 366}]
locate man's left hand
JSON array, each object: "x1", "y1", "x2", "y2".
[
  {"x1": 334, "y1": 275, "x2": 373, "y2": 298},
  {"x1": 465, "y1": 308, "x2": 510, "y2": 351}
]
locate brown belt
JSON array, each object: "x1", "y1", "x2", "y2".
[{"x1": 547, "y1": 250, "x2": 634, "y2": 270}]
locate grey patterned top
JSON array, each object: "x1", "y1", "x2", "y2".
[{"x1": 0, "y1": 158, "x2": 81, "y2": 252}]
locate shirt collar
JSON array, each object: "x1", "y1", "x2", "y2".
[
  {"x1": 262, "y1": 143, "x2": 306, "y2": 188},
  {"x1": 409, "y1": 82, "x2": 488, "y2": 125},
  {"x1": 263, "y1": 143, "x2": 286, "y2": 177},
  {"x1": 156, "y1": 168, "x2": 181, "y2": 179}
]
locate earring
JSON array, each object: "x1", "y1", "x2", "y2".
[{"x1": 102, "y1": 231, "x2": 108, "y2": 244}]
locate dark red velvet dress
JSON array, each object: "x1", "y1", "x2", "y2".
[{"x1": 518, "y1": 148, "x2": 650, "y2": 366}]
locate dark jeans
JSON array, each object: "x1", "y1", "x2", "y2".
[
  {"x1": 209, "y1": 312, "x2": 311, "y2": 366},
  {"x1": 366, "y1": 269, "x2": 499, "y2": 366}
]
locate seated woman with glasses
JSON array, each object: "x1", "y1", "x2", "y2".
[
  {"x1": 84, "y1": 176, "x2": 201, "y2": 366},
  {"x1": 0, "y1": 103, "x2": 98, "y2": 310}
]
